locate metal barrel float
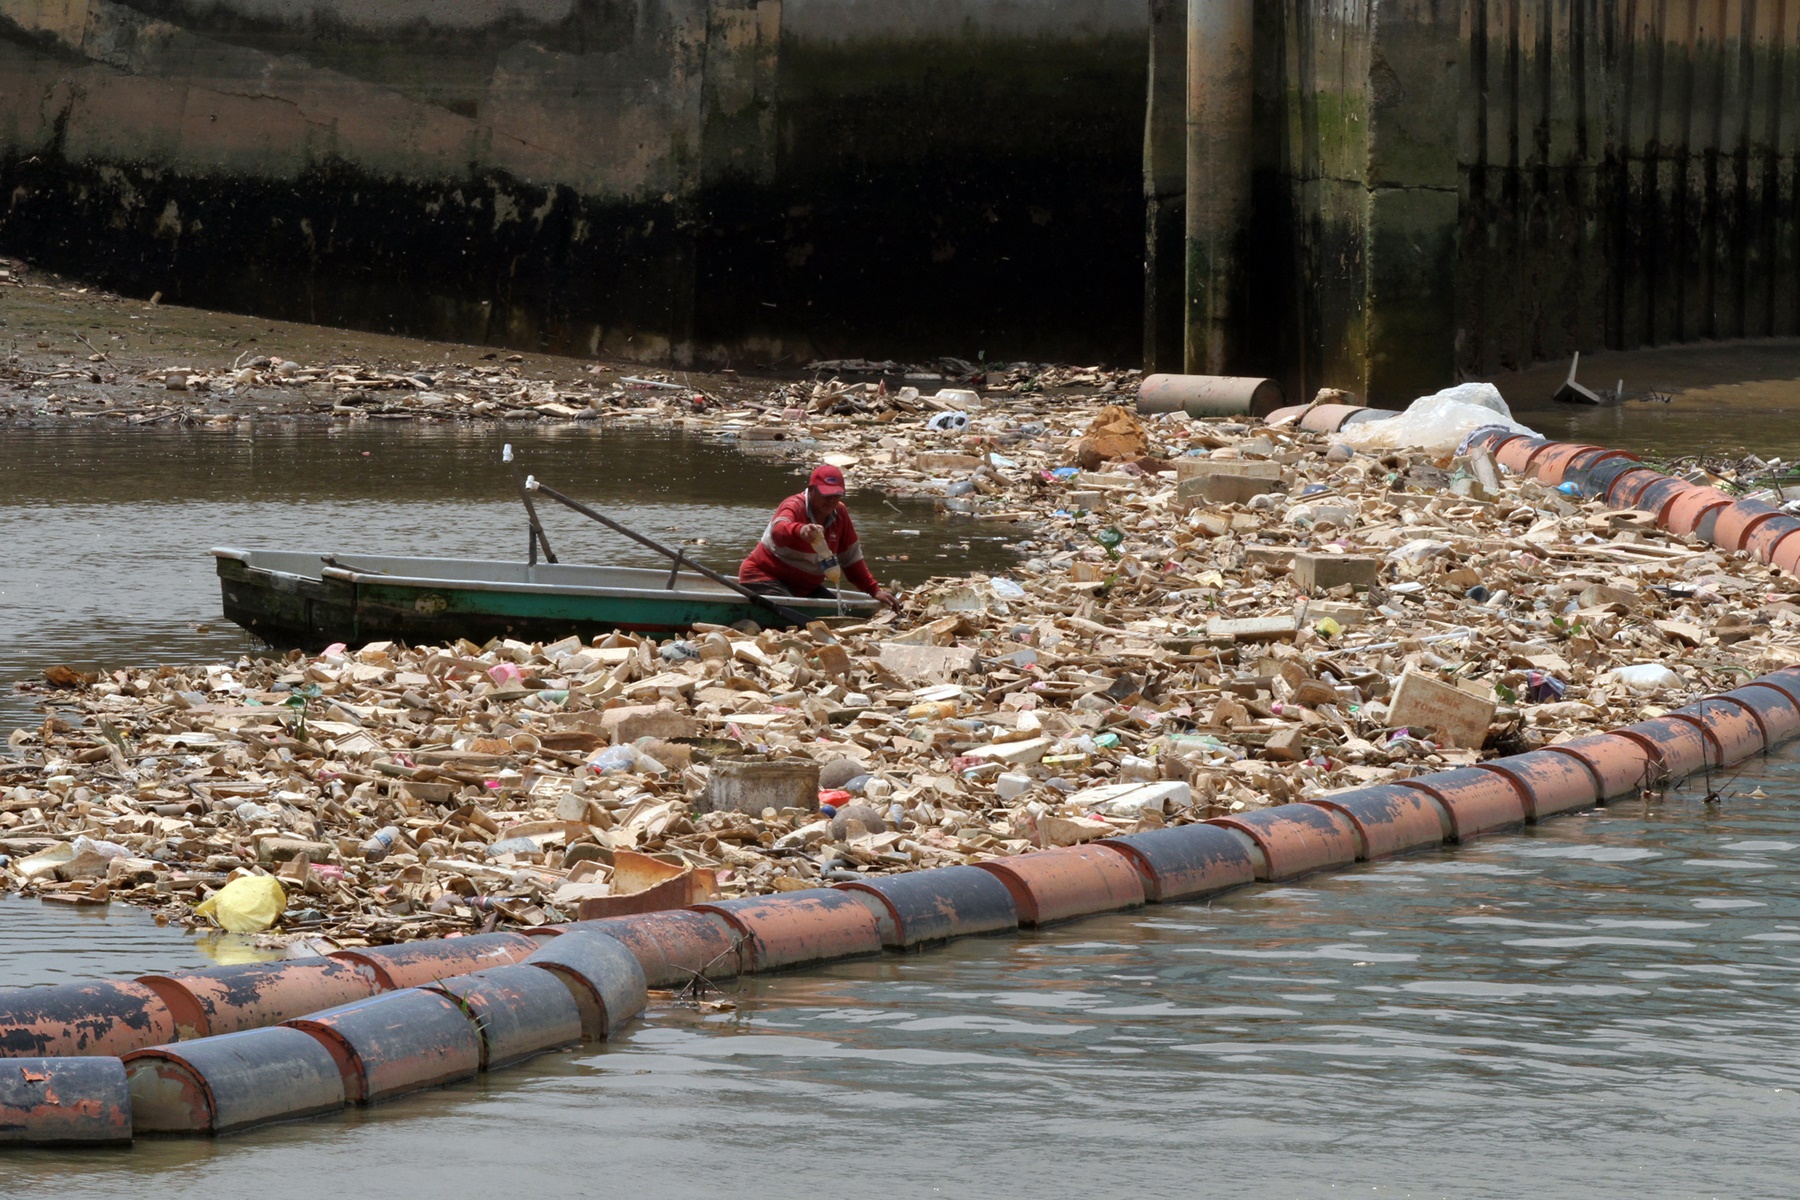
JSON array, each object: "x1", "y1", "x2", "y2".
[
  {"x1": 1543, "y1": 733, "x2": 1660, "y2": 801},
  {"x1": 328, "y1": 932, "x2": 538, "y2": 990},
  {"x1": 136, "y1": 959, "x2": 383, "y2": 1041},
  {"x1": 1477, "y1": 750, "x2": 1602, "y2": 821},
  {"x1": 1615, "y1": 715, "x2": 1715, "y2": 779},
  {"x1": 1495, "y1": 436, "x2": 1551, "y2": 473},
  {"x1": 1666, "y1": 487, "x2": 1734, "y2": 537},
  {"x1": 559, "y1": 911, "x2": 743, "y2": 990},
  {"x1": 1464, "y1": 428, "x2": 1521, "y2": 454},
  {"x1": 692, "y1": 890, "x2": 884, "y2": 973},
  {"x1": 1298, "y1": 404, "x2": 1369, "y2": 433},
  {"x1": 1304, "y1": 786, "x2": 1451, "y2": 860},
  {"x1": 123, "y1": 1026, "x2": 346, "y2": 1136},
  {"x1": 1605, "y1": 467, "x2": 1666, "y2": 509},
  {"x1": 973, "y1": 844, "x2": 1146, "y2": 927},
  {"x1": 1208, "y1": 804, "x2": 1361, "y2": 879},
  {"x1": 283, "y1": 990, "x2": 481, "y2": 1105},
  {"x1": 1393, "y1": 767, "x2": 1528, "y2": 841},
  {"x1": 0, "y1": 980, "x2": 177, "y2": 1060},
  {"x1": 423, "y1": 967, "x2": 583, "y2": 1071},
  {"x1": 1756, "y1": 667, "x2": 1800, "y2": 704},
  {"x1": 1627, "y1": 474, "x2": 1692, "y2": 520},
  {"x1": 1744, "y1": 515, "x2": 1800, "y2": 563},
  {"x1": 521, "y1": 931, "x2": 648, "y2": 1039},
  {"x1": 1577, "y1": 455, "x2": 1647, "y2": 500},
  {"x1": 1097, "y1": 824, "x2": 1257, "y2": 902},
  {"x1": 1527, "y1": 443, "x2": 1601, "y2": 486},
  {"x1": 1, "y1": 1057, "x2": 133, "y2": 1146},
  {"x1": 1670, "y1": 697, "x2": 1767, "y2": 765},
  {"x1": 1709, "y1": 498, "x2": 1782, "y2": 551},
  {"x1": 1725, "y1": 684, "x2": 1800, "y2": 745},
  {"x1": 835, "y1": 865, "x2": 1019, "y2": 949}
]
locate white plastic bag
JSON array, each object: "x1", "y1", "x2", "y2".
[
  {"x1": 1602, "y1": 663, "x2": 1684, "y2": 693},
  {"x1": 1335, "y1": 383, "x2": 1538, "y2": 454}
]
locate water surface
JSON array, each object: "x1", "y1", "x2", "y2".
[
  {"x1": 0, "y1": 423, "x2": 1011, "y2": 733},
  {"x1": 5, "y1": 756, "x2": 1799, "y2": 1198}
]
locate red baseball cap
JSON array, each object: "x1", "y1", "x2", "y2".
[{"x1": 809, "y1": 464, "x2": 847, "y2": 496}]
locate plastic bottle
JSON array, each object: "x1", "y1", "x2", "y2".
[{"x1": 361, "y1": 825, "x2": 402, "y2": 862}]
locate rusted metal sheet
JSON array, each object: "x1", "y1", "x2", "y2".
[
  {"x1": 1305, "y1": 786, "x2": 1450, "y2": 860},
  {"x1": 1544, "y1": 734, "x2": 1660, "y2": 801},
  {"x1": 836, "y1": 865, "x2": 1020, "y2": 947},
  {"x1": 1209, "y1": 805, "x2": 1360, "y2": 880},
  {"x1": 693, "y1": 890, "x2": 884, "y2": 972},
  {"x1": 327, "y1": 932, "x2": 537, "y2": 990},
  {"x1": 1723, "y1": 685, "x2": 1800, "y2": 745},
  {"x1": 0, "y1": 1056, "x2": 133, "y2": 1146},
  {"x1": 0, "y1": 979, "x2": 177, "y2": 1059},
  {"x1": 124, "y1": 1026, "x2": 344, "y2": 1135},
  {"x1": 973, "y1": 844, "x2": 1147, "y2": 927},
  {"x1": 1663, "y1": 486, "x2": 1733, "y2": 535},
  {"x1": 1097, "y1": 824, "x2": 1256, "y2": 901},
  {"x1": 1670, "y1": 698, "x2": 1766, "y2": 768},
  {"x1": 573, "y1": 848, "x2": 718, "y2": 919},
  {"x1": 523, "y1": 931, "x2": 649, "y2": 1039},
  {"x1": 559, "y1": 911, "x2": 743, "y2": 989},
  {"x1": 423, "y1": 966, "x2": 582, "y2": 1071},
  {"x1": 1709, "y1": 499, "x2": 1782, "y2": 552},
  {"x1": 137, "y1": 959, "x2": 382, "y2": 1041},
  {"x1": 1478, "y1": 750, "x2": 1602, "y2": 821},
  {"x1": 1615, "y1": 715, "x2": 1715, "y2": 780},
  {"x1": 284, "y1": 989, "x2": 481, "y2": 1105},
  {"x1": 1394, "y1": 767, "x2": 1527, "y2": 841}
]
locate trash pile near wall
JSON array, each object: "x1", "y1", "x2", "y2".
[{"x1": 6, "y1": 385, "x2": 1798, "y2": 947}]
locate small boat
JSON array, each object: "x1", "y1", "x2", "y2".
[{"x1": 212, "y1": 548, "x2": 878, "y2": 649}]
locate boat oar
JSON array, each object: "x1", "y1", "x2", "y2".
[
  {"x1": 523, "y1": 477, "x2": 815, "y2": 628},
  {"x1": 502, "y1": 444, "x2": 558, "y2": 564}
]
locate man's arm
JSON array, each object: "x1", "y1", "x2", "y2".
[{"x1": 833, "y1": 511, "x2": 899, "y2": 610}]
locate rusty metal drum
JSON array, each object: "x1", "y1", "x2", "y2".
[
  {"x1": 124, "y1": 1026, "x2": 345, "y2": 1135},
  {"x1": 523, "y1": 931, "x2": 650, "y2": 1039},
  {"x1": 836, "y1": 865, "x2": 1019, "y2": 948}
]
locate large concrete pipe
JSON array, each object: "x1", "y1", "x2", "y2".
[
  {"x1": 1185, "y1": 0, "x2": 1255, "y2": 374},
  {"x1": 1137, "y1": 373, "x2": 1283, "y2": 417}
]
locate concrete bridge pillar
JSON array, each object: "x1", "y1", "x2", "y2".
[
  {"x1": 1143, "y1": 0, "x2": 1188, "y2": 373},
  {"x1": 1184, "y1": 0, "x2": 1256, "y2": 375}
]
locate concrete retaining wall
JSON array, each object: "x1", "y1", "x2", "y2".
[
  {"x1": 1239, "y1": 0, "x2": 1800, "y2": 403},
  {"x1": 0, "y1": 0, "x2": 1146, "y2": 365}
]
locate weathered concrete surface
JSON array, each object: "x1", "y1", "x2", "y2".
[
  {"x1": 0, "y1": 0, "x2": 1146, "y2": 365},
  {"x1": 1173, "y1": 0, "x2": 1800, "y2": 404},
  {"x1": 1184, "y1": 0, "x2": 1255, "y2": 377}
]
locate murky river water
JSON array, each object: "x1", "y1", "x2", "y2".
[
  {"x1": 0, "y1": 423, "x2": 1014, "y2": 733},
  {"x1": 6, "y1": 753, "x2": 1800, "y2": 1197}
]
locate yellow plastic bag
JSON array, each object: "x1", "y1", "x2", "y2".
[{"x1": 193, "y1": 875, "x2": 287, "y2": 933}]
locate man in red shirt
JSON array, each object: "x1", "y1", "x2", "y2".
[{"x1": 738, "y1": 464, "x2": 901, "y2": 611}]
